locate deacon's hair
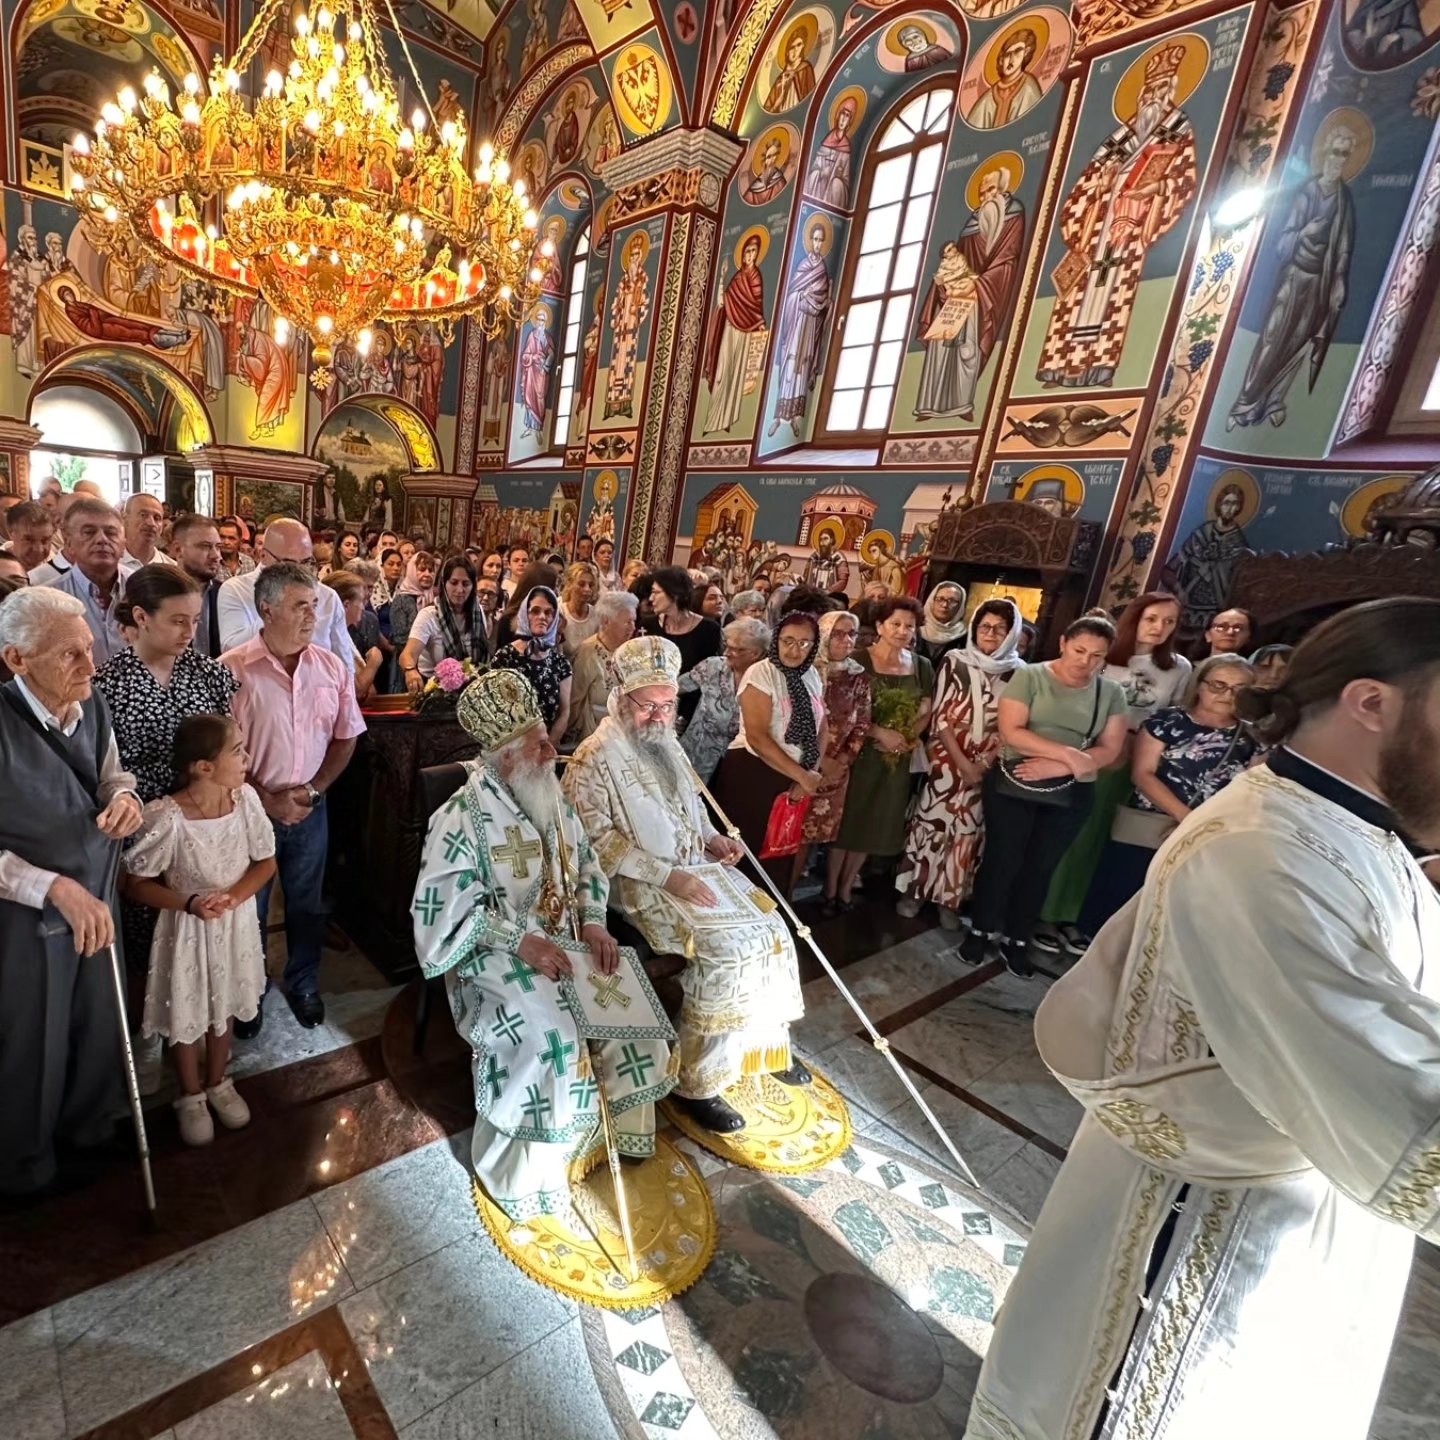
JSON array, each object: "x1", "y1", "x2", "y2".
[
  {"x1": 114, "y1": 564, "x2": 199, "y2": 628},
  {"x1": 1107, "y1": 591, "x2": 1181, "y2": 671},
  {"x1": 170, "y1": 713, "x2": 235, "y2": 792},
  {"x1": 1235, "y1": 598, "x2": 1440, "y2": 743}
]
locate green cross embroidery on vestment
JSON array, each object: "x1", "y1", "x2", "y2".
[
  {"x1": 522, "y1": 1083, "x2": 552, "y2": 1127},
  {"x1": 493, "y1": 825, "x2": 543, "y2": 879},
  {"x1": 538, "y1": 1028, "x2": 576, "y2": 1077},
  {"x1": 581, "y1": 871, "x2": 605, "y2": 904},
  {"x1": 616, "y1": 1043, "x2": 655, "y2": 1087},
  {"x1": 413, "y1": 886, "x2": 444, "y2": 927},
  {"x1": 569, "y1": 1074, "x2": 598, "y2": 1109},
  {"x1": 485, "y1": 1056, "x2": 510, "y2": 1102},
  {"x1": 501, "y1": 956, "x2": 537, "y2": 991},
  {"x1": 587, "y1": 972, "x2": 631, "y2": 1010},
  {"x1": 492, "y1": 1005, "x2": 525, "y2": 1045},
  {"x1": 442, "y1": 829, "x2": 471, "y2": 864}
]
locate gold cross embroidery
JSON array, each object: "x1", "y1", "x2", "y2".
[
  {"x1": 587, "y1": 972, "x2": 631, "y2": 1010},
  {"x1": 493, "y1": 825, "x2": 543, "y2": 879}
]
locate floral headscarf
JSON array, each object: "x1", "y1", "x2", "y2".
[
  {"x1": 817, "y1": 609, "x2": 862, "y2": 678},
  {"x1": 770, "y1": 610, "x2": 821, "y2": 771},
  {"x1": 515, "y1": 585, "x2": 561, "y2": 653}
]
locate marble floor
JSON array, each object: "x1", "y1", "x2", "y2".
[{"x1": 2, "y1": 899, "x2": 1435, "y2": 1439}]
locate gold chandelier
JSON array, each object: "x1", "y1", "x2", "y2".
[{"x1": 69, "y1": 0, "x2": 547, "y2": 387}]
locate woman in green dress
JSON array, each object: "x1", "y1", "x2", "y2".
[{"x1": 832, "y1": 596, "x2": 933, "y2": 908}]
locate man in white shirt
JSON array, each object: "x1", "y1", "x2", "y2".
[
  {"x1": 501, "y1": 541, "x2": 530, "y2": 598},
  {"x1": 217, "y1": 516, "x2": 357, "y2": 669},
  {"x1": 121, "y1": 494, "x2": 177, "y2": 568},
  {"x1": 0, "y1": 587, "x2": 143, "y2": 1195},
  {"x1": 37, "y1": 499, "x2": 134, "y2": 663}
]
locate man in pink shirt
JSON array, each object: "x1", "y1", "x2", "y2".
[{"x1": 223, "y1": 562, "x2": 365, "y2": 1033}]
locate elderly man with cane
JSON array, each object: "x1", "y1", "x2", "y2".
[{"x1": 0, "y1": 586, "x2": 145, "y2": 1199}]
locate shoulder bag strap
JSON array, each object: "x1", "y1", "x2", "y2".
[{"x1": 1081, "y1": 679, "x2": 1104, "y2": 750}]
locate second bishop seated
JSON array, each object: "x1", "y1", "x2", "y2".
[{"x1": 564, "y1": 636, "x2": 808, "y2": 1134}]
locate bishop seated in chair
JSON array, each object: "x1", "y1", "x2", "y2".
[
  {"x1": 563, "y1": 636, "x2": 808, "y2": 1135},
  {"x1": 412, "y1": 668, "x2": 676, "y2": 1221}
]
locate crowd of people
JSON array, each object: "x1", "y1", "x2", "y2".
[{"x1": 0, "y1": 484, "x2": 1321, "y2": 1192}]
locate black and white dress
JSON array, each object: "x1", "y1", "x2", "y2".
[
  {"x1": 491, "y1": 642, "x2": 572, "y2": 729},
  {"x1": 94, "y1": 647, "x2": 241, "y2": 802}
]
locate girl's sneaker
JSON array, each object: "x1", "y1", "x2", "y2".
[
  {"x1": 174, "y1": 1091, "x2": 214, "y2": 1146},
  {"x1": 205, "y1": 1077, "x2": 251, "y2": 1130}
]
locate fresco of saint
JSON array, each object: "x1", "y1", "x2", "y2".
[
  {"x1": 604, "y1": 236, "x2": 650, "y2": 420},
  {"x1": 1036, "y1": 44, "x2": 1197, "y2": 389},
  {"x1": 516, "y1": 306, "x2": 557, "y2": 438},
  {"x1": 703, "y1": 233, "x2": 766, "y2": 435},
  {"x1": 767, "y1": 220, "x2": 833, "y2": 438}
]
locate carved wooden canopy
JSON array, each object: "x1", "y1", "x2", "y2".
[{"x1": 930, "y1": 500, "x2": 1090, "y2": 573}]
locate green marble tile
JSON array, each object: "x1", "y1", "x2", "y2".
[
  {"x1": 961, "y1": 1212, "x2": 993, "y2": 1236},
  {"x1": 734, "y1": 1345, "x2": 817, "y2": 1420},
  {"x1": 918, "y1": 1181, "x2": 949, "y2": 1209},
  {"x1": 615, "y1": 1339, "x2": 670, "y2": 1375},
  {"x1": 746, "y1": 1189, "x2": 811, "y2": 1262},
  {"x1": 639, "y1": 1392, "x2": 695, "y2": 1429},
  {"x1": 929, "y1": 1267, "x2": 995, "y2": 1322},
  {"x1": 703, "y1": 1248, "x2": 789, "y2": 1306},
  {"x1": 833, "y1": 1199, "x2": 894, "y2": 1266}
]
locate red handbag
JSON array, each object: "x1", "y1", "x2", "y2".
[{"x1": 759, "y1": 792, "x2": 812, "y2": 859}]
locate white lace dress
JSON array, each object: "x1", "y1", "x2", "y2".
[{"x1": 125, "y1": 786, "x2": 275, "y2": 1043}]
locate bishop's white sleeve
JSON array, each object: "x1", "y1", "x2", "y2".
[
  {"x1": 413, "y1": 794, "x2": 530, "y2": 979},
  {"x1": 562, "y1": 754, "x2": 671, "y2": 887},
  {"x1": 1166, "y1": 829, "x2": 1440, "y2": 1242}
]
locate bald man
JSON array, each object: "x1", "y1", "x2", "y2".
[{"x1": 216, "y1": 517, "x2": 357, "y2": 668}]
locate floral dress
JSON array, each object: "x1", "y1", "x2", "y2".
[
  {"x1": 124, "y1": 787, "x2": 275, "y2": 1043},
  {"x1": 491, "y1": 642, "x2": 573, "y2": 730},
  {"x1": 896, "y1": 654, "x2": 1011, "y2": 909},
  {"x1": 677, "y1": 655, "x2": 740, "y2": 784},
  {"x1": 803, "y1": 663, "x2": 872, "y2": 844}
]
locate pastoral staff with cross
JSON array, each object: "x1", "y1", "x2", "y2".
[{"x1": 411, "y1": 667, "x2": 676, "y2": 1226}]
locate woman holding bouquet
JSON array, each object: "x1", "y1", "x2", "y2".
[
  {"x1": 398, "y1": 555, "x2": 488, "y2": 693},
  {"x1": 831, "y1": 596, "x2": 933, "y2": 909}
]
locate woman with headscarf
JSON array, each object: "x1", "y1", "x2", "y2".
[
  {"x1": 831, "y1": 596, "x2": 934, "y2": 907},
  {"x1": 491, "y1": 560, "x2": 560, "y2": 650},
  {"x1": 710, "y1": 611, "x2": 828, "y2": 891},
  {"x1": 804, "y1": 97, "x2": 856, "y2": 208},
  {"x1": 917, "y1": 581, "x2": 969, "y2": 666},
  {"x1": 386, "y1": 550, "x2": 437, "y2": 656},
  {"x1": 896, "y1": 599, "x2": 1024, "y2": 929},
  {"x1": 490, "y1": 584, "x2": 573, "y2": 743},
  {"x1": 797, "y1": 610, "x2": 873, "y2": 913}
]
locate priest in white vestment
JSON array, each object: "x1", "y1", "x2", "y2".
[
  {"x1": 564, "y1": 636, "x2": 807, "y2": 1134},
  {"x1": 967, "y1": 597, "x2": 1440, "y2": 1440},
  {"x1": 413, "y1": 668, "x2": 675, "y2": 1221}
]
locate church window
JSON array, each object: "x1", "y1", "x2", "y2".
[
  {"x1": 552, "y1": 224, "x2": 591, "y2": 451},
  {"x1": 819, "y1": 85, "x2": 952, "y2": 438}
]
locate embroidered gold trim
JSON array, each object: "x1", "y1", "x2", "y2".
[
  {"x1": 1167, "y1": 999, "x2": 1205, "y2": 1065},
  {"x1": 1069, "y1": 1167, "x2": 1168, "y2": 1440},
  {"x1": 970, "y1": 1393, "x2": 1027, "y2": 1440},
  {"x1": 1127, "y1": 1189, "x2": 1235, "y2": 1434},
  {"x1": 1377, "y1": 1142, "x2": 1440, "y2": 1227},
  {"x1": 1110, "y1": 820, "x2": 1225, "y2": 1075},
  {"x1": 1096, "y1": 1100, "x2": 1188, "y2": 1163}
]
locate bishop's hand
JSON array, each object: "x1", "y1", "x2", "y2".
[
  {"x1": 517, "y1": 931, "x2": 573, "y2": 981},
  {"x1": 581, "y1": 922, "x2": 620, "y2": 976},
  {"x1": 665, "y1": 868, "x2": 719, "y2": 908},
  {"x1": 704, "y1": 834, "x2": 744, "y2": 867}
]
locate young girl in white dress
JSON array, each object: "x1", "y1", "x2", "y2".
[{"x1": 122, "y1": 714, "x2": 277, "y2": 1146}]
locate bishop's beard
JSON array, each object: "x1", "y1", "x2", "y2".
[
  {"x1": 626, "y1": 715, "x2": 689, "y2": 797},
  {"x1": 503, "y1": 757, "x2": 567, "y2": 834}
]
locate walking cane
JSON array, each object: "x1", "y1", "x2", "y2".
[{"x1": 39, "y1": 839, "x2": 157, "y2": 1219}]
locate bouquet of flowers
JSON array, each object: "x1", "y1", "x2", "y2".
[
  {"x1": 411, "y1": 657, "x2": 482, "y2": 713},
  {"x1": 871, "y1": 685, "x2": 922, "y2": 767}
]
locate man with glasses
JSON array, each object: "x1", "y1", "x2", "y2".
[
  {"x1": 564, "y1": 636, "x2": 807, "y2": 1134},
  {"x1": 475, "y1": 573, "x2": 502, "y2": 643},
  {"x1": 217, "y1": 516, "x2": 357, "y2": 669},
  {"x1": 1204, "y1": 606, "x2": 1253, "y2": 657}
]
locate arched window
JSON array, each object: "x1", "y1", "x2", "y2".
[
  {"x1": 552, "y1": 223, "x2": 592, "y2": 452},
  {"x1": 818, "y1": 85, "x2": 952, "y2": 438}
]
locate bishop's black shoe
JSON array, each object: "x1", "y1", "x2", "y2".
[
  {"x1": 770, "y1": 1060, "x2": 813, "y2": 1088},
  {"x1": 674, "y1": 1093, "x2": 747, "y2": 1133}
]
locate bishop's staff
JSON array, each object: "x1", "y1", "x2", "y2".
[
  {"x1": 691, "y1": 773, "x2": 980, "y2": 1190},
  {"x1": 551, "y1": 802, "x2": 641, "y2": 1284}
]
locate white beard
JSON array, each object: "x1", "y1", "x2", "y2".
[
  {"x1": 502, "y1": 759, "x2": 567, "y2": 833},
  {"x1": 1133, "y1": 99, "x2": 1166, "y2": 145}
]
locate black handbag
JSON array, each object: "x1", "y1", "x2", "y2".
[{"x1": 992, "y1": 680, "x2": 1103, "y2": 809}]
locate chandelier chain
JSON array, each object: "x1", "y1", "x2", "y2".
[{"x1": 379, "y1": 0, "x2": 439, "y2": 133}]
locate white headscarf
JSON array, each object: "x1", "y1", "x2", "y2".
[
  {"x1": 816, "y1": 609, "x2": 863, "y2": 677},
  {"x1": 921, "y1": 582, "x2": 969, "y2": 646},
  {"x1": 954, "y1": 599, "x2": 1026, "y2": 743}
]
